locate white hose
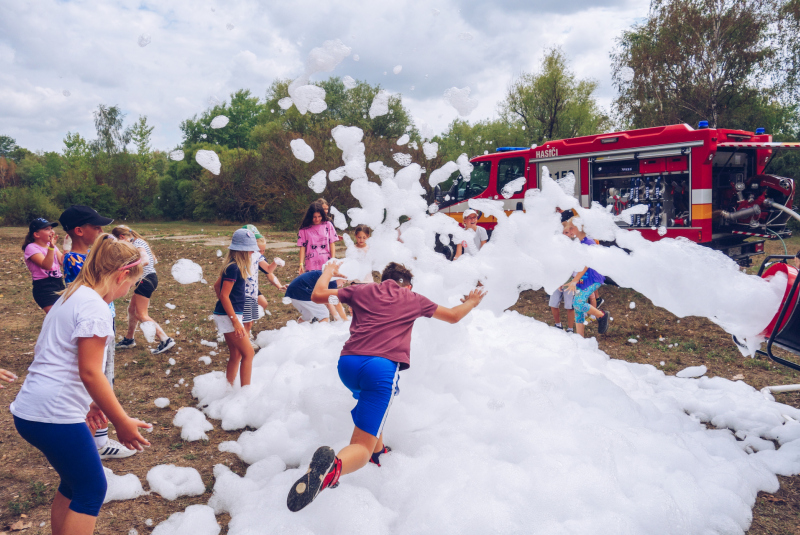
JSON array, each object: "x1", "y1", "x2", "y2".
[
  {"x1": 762, "y1": 384, "x2": 800, "y2": 393},
  {"x1": 765, "y1": 200, "x2": 800, "y2": 223}
]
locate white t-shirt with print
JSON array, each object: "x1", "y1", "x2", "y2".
[
  {"x1": 462, "y1": 226, "x2": 488, "y2": 256},
  {"x1": 244, "y1": 252, "x2": 262, "y2": 299},
  {"x1": 11, "y1": 285, "x2": 113, "y2": 424}
]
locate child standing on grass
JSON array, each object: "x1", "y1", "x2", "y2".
[
  {"x1": 213, "y1": 229, "x2": 259, "y2": 386},
  {"x1": 297, "y1": 202, "x2": 339, "y2": 275},
  {"x1": 60, "y1": 206, "x2": 133, "y2": 461},
  {"x1": 112, "y1": 226, "x2": 174, "y2": 355},
  {"x1": 286, "y1": 262, "x2": 486, "y2": 512},
  {"x1": 23, "y1": 218, "x2": 65, "y2": 313},
  {"x1": 240, "y1": 225, "x2": 285, "y2": 345},
  {"x1": 11, "y1": 235, "x2": 152, "y2": 535},
  {"x1": 562, "y1": 218, "x2": 610, "y2": 337}
]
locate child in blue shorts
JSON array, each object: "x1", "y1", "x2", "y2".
[
  {"x1": 286, "y1": 261, "x2": 486, "y2": 512},
  {"x1": 11, "y1": 234, "x2": 152, "y2": 535},
  {"x1": 562, "y1": 218, "x2": 610, "y2": 337}
]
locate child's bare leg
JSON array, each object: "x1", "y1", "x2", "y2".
[
  {"x1": 337, "y1": 426, "x2": 379, "y2": 475},
  {"x1": 131, "y1": 294, "x2": 168, "y2": 341},
  {"x1": 588, "y1": 305, "x2": 605, "y2": 319},
  {"x1": 126, "y1": 301, "x2": 138, "y2": 339},
  {"x1": 590, "y1": 293, "x2": 597, "y2": 309},
  {"x1": 53, "y1": 490, "x2": 97, "y2": 535},
  {"x1": 550, "y1": 307, "x2": 561, "y2": 324},
  {"x1": 567, "y1": 309, "x2": 575, "y2": 330},
  {"x1": 326, "y1": 303, "x2": 339, "y2": 320},
  {"x1": 257, "y1": 294, "x2": 268, "y2": 309},
  {"x1": 575, "y1": 323, "x2": 585, "y2": 337},
  {"x1": 335, "y1": 303, "x2": 347, "y2": 320},
  {"x1": 224, "y1": 332, "x2": 243, "y2": 385}
]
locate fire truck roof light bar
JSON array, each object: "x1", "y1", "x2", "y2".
[{"x1": 495, "y1": 147, "x2": 528, "y2": 152}]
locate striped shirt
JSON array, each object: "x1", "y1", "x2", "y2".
[{"x1": 133, "y1": 238, "x2": 157, "y2": 276}]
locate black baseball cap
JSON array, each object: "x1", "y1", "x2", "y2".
[
  {"x1": 29, "y1": 218, "x2": 59, "y2": 233},
  {"x1": 59, "y1": 205, "x2": 114, "y2": 232}
]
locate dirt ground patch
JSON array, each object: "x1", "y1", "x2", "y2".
[{"x1": 0, "y1": 221, "x2": 798, "y2": 534}]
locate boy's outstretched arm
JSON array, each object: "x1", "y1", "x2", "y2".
[
  {"x1": 432, "y1": 288, "x2": 486, "y2": 324},
  {"x1": 311, "y1": 262, "x2": 342, "y2": 304}
]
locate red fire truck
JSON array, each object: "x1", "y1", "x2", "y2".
[{"x1": 434, "y1": 123, "x2": 797, "y2": 265}]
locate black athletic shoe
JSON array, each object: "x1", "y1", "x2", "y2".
[
  {"x1": 596, "y1": 297, "x2": 605, "y2": 309},
  {"x1": 116, "y1": 337, "x2": 136, "y2": 349},
  {"x1": 597, "y1": 310, "x2": 610, "y2": 334},
  {"x1": 369, "y1": 446, "x2": 392, "y2": 467},
  {"x1": 287, "y1": 446, "x2": 341, "y2": 512},
  {"x1": 151, "y1": 338, "x2": 176, "y2": 355}
]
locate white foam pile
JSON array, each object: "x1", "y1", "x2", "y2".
[
  {"x1": 290, "y1": 138, "x2": 315, "y2": 163},
  {"x1": 443, "y1": 86, "x2": 479, "y2": 116},
  {"x1": 166, "y1": 303, "x2": 176, "y2": 309},
  {"x1": 103, "y1": 467, "x2": 146, "y2": 503},
  {"x1": 154, "y1": 397, "x2": 170, "y2": 408},
  {"x1": 210, "y1": 115, "x2": 229, "y2": 129},
  {"x1": 147, "y1": 465, "x2": 205, "y2": 501},
  {"x1": 152, "y1": 504, "x2": 219, "y2": 535},
  {"x1": 159, "y1": 123, "x2": 797, "y2": 532},
  {"x1": 140, "y1": 321, "x2": 157, "y2": 343},
  {"x1": 172, "y1": 259, "x2": 204, "y2": 284},
  {"x1": 196, "y1": 150, "x2": 221, "y2": 175},
  {"x1": 173, "y1": 407, "x2": 214, "y2": 441},
  {"x1": 677, "y1": 365, "x2": 708, "y2": 378},
  {"x1": 201, "y1": 340, "x2": 218, "y2": 348},
  {"x1": 199, "y1": 356, "x2": 212, "y2": 365}
]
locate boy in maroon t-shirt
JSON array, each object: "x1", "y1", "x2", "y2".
[{"x1": 287, "y1": 261, "x2": 485, "y2": 512}]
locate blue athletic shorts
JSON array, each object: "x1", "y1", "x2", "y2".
[
  {"x1": 14, "y1": 416, "x2": 107, "y2": 516},
  {"x1": 337, "y1": 355, "x2": 400, "y2": 438}
]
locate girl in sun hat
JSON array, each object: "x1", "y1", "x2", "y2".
[
  {"x1": 23, "y1": 217, "x2": 66, "y2": 313},
  {"x1": 212, "y1": 228, "x2": 260, "y2": 386}
]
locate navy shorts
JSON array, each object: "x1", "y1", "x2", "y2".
[
  {"x1": 14, "y1": 416, "x2": 107, "y2": 516},
  {"x1": 337, "y1": 355, "x2": 400, "y2": 438},
  {"x1": 134, "y1": 273, "x2": 158, "y2": 299}
]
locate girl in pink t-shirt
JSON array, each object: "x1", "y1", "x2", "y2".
[
  {"x1": 297, "y1": 202, "x2": 340, "y2": 274},
  {"x1": 23, "y1": 218, "x2": 65, "y2": 313}
]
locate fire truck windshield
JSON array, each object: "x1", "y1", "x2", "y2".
[{"x1": 437, "y1": 160, "x2": 492, "y2": 207}]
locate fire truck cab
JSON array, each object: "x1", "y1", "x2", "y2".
[{"x1": 434, "y1": 123, "x2": 797, "y2": 265}]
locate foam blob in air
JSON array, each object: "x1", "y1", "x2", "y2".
[
  {"x1": 397, "y1": 134, "x2": 410, "y2": 145},
  {"x1": 369, "y1": 90, "x2": 391, "y2": 118},
  {"x1": 146, "y1": 465, "x2": 205, "y2": 501},
  {"x1": 169, "y1": 150, "x2": 184, "y2": 161},
  {"x1": 393, "y1": 153, "x2": 412, "y2": 167},
  {"x1": 393, "y1": 65, "x2": 403, "y2": 74},
  {"x1": 342, "y1": 75, "x2": 357, "y2": 89},
  {"x1": 285, "y1": 40, "x2": 351, "y2": 115},
  {"x1": 443, "y1": 86, "x2": 479, "y2": 116},
  {"x1": 329, "y1": 206, "x2": 348, "y2": 230},
  {"x1": 140, "y1": 321, "x2": 157, "y2": 343},
  {"x1": 137, "y1": 33, "x2": 151, "y2": 47},
  {"x1": 290, "y1": 139, "x2": 315, "y2": 163},
  {"x1": 196, "y1": 150, "x2": 221, "y2": 175},
  {"x1": 172, "y1": 259, "x2": 204, "y2": 284},
  {"x1": 308, "y1": 170, "x2": 327, "y2": 193},
  {"x1": 423, "y1": 141, "x2": 439, "y2": 160},
  {"x1": 210, "y1": 116, "x2": 229, "y2": 129}
]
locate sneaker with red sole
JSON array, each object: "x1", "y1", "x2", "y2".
[
  {"x1": 369, "y1": 446, "x2": 392, "y2": 467},
  {"x1": 287, "y1": 446, "x2": 341, "y2": 512}
]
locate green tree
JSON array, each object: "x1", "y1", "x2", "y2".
[
  {"x1": 0, "y1": 135, "x2": 18, "y2": 158},
  {"x1": 611, "y1": 0, "x2": 800, "y2": 129},
  {"x1": 180, "y1": 90, "x2": 265, "y2": 148},
  {"x1": 436, "y1": 119, "x2": 528, "y2": 163},
  {"x1": 129, "y1": 116, "x2": 155, "y2": 157},
  {"x1": 499, "y1": 48, "x2": 610, "y2": 145},
  {"x1": 92, "y1": 105, "x2": 130, "y2": 155}
]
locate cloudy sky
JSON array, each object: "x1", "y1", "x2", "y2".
[{"x1": 1, "y1": 0, "x2": 649, "y2": 153}]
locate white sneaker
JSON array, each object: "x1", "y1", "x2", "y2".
[{"x1": 98, "y1": 439, "x2": 137, "y2": 459}]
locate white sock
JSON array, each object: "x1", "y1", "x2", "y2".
[
  {"x1": 94, "y1": 428, "x2": 109, "y2": 449},
  {"x1": 554, "y1": 323, "x2": 562, "y2": 328}
]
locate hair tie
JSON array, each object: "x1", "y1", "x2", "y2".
[
  {"x1": 118, "y1": 258, "x2": 142, "y2": 271},
  {"x1": 398, "y1": 278, "x2": 403, "y2": 284}
]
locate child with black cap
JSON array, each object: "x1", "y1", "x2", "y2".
[{"x1": 22, "y1": 217, "x2": 65, "y2": 313}]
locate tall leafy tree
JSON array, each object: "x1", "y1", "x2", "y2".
[
  {"x1": 129, "y1": 116, "x2": 155, "y2": 157},
  {"x1": 0, "y1": 135, "x2": 18, "y2": 158},
  {"x1": 611, "y1": 0, "x2": 800, "y2": 129},
  {"x1": 499, "y1": 48, "x2": 610, "y2": 145},
  {"x1": 92, "y1": 105, "x2": 131, "y2": 155}
]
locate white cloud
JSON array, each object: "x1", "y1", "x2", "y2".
[{"x1": 0, "y1": 0, "x2": 648, "y2": 152}]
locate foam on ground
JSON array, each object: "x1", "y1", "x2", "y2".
[
  {"x1": 104, "y1": 467, "x2": 147, "y2": 503},
  {"x1": 147, "y1": 465, "x2": 205, "y2": 501},
  {"x1": 173, "y1": 407, "x2": 214, "y2": 441},
  {"x1": 152, "y1": 504, "x2": 220, "y2": 535}
]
